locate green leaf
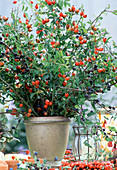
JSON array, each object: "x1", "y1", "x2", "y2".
[
  {"x1": 112, "y1": 10, "x2": 117, "y2": 15},
  {"x1": 108, "y1": 126, "x2": 117, "y2": 132},
  {"x1": 25, "y1": 7, "x2": 28, "y2": 11},
  {"x1": 34, "y1": 21, "x2": 39, "y2": 27},
  {"x1": 11, "y1": 13, "x2": 15, "y2": 19},
  {"x1": 84, "y1": 140, "x2": 92, "y2": 148},
  {"x1": 30, "y1": 34, "x2": 34, "y2": 39},
  {"x1": 87, "y1": 111, "x2": 95, "y2": 117}
]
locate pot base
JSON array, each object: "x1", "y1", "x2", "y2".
[{"x1": 45, "y1": 160, "x2": 61, "y2": 167}]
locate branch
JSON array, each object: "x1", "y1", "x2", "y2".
[
  {"x1": 0, "y1": 41, "x2": 16, "y2": 56},
  {"x1": 0, "y1": 77, "x2": 38, "y2": 116},
  {"x1": 87, "y1": 7, "x2": 108, "y2": 31}
]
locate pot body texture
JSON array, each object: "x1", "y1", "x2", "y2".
[
  {"x1": 0, "y1": 160, "x2": 8, "y2": 170},
  {"x1": 5, "y1": 160, "x2": 19, "y2": 170},
  {"x1": 24, "y1": 116, "x2": 70, "y2": 161}
]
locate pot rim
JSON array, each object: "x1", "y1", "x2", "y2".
[{"x1": 24, "y1": 116, "x2": 71, "y2": 124}]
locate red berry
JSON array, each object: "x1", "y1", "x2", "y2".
[
  {"x1": 75, "y1": 62, "x2": 79, "y2": 66},
  {"x1": 79, "y1": 36, "x2": 83, "y2": 41},
  {"x1": 83, "y1": 39, "x2": 87, "y2": 43},
  {"x1": 108, "y1": 141, "x2": 113, "y2": 147},
  {"x1": 26, "y1": 150, "x2": 30, "y2": 155},
  {"x1": 5, "y1": 68, "x2": 9, "y2": 72},
  {"x1": 65, "y1": 93, "x2": 69, "y2": 97},
  {"x1": 79, "y1": 61, "x2": 84, "y2": 65},
  {"x1": 35, "y1": 80, "x2": 40, "y2": 85},
  {"x1": 83, "y1": 14, "x2": 87, "y2": 18},
  {"x1": 45, "y1": 99, "x2": 50, "y2": 105},
  {"x1": 12, "y1": 156, "x2": 15, "y2": 160},
  {"x1": 35, "y1": 4, "x2": 38, "y2": 9},
  {"x1": 71, "y1": 5, "x2": 75, "y2": 12},
  {"x1": 10, "y1": 89, "x2": 13, "y2": 92},
  {"x1": 29, "y1": 88, "x2": 32, "y2": 93},
  {"x1": 80, "y1": 11, "x2": 84, "y2": 16},
  {"x1": 52, "y1": 0, "x2": 55, "y2": 4},
  {"x1": 103, "y1": 38, "x2": 107, "y2": 43},
  {"x1": 46, "y1": 81, "x2": 48, "y2": 85},
  {"x1": 63, "y1": 81, "x2": 67, "y2": 86},
  {"x1": 6, "y1": 33, "x2": 9, "y2": 37},
  {"x1": 32, "y1": 81, "x2": 35, "y2": 86},
  {"x1": 72, "y1": 72, "x2": 75, "y2": 76},
  {"x1": 47, "y1": 1, "x2": 52, "y2": 5},
  {"x1": 13, "y1": 0, "x2": 17, "y2": 4},
  {"x1": 59, "y1": 12, "x2": 64, "y2": 17},
  {"x1": 30, "y1": 1, "x2": 33, "y2": 4},
  {"x1": 23, "y1": 13, "x2": 26, "y2": 18},
  {"x1": 74, "y1": 29, "x2": 79, "y2": 33}
]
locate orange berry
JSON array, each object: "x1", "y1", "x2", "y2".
[
  {"x1": 26, "y1": 113, "x2": 31, "y2": 117},
  {"x1": 74, "y1": 29, "x2": 79, "y2": 33},
  {"x1": 65, "y1": 77, "x2": 70, "y2": 81},
  {"x1": 0, "y1": 62, "x2": 4, "y2": 66},
  {"x1": 102, "y1": 68, "x2": 106, "y2": 72},
  {"x1": 45, "y1": 100, "x2": 50, "y2": 105},
  {"x1": 44, "y1": 112, "x2": 47, "y2": 116},
  {"x1": 44, "y1": 105, "x2": 48, "y2": 108},
  {"x1": 28, "y1": 109, "x2": 32, "y2": 113},
  {"x1": 93, "y1": 27, "x2": 97, "y2": 31},
  {"x1": 115, "y1": 76, "x2": 117, "y2": 80},
  {"x1": 49, "y1": 102, "x2": 53, "y2": 106},
  {"x1": 32, "y1": 81, "x2": 35, "y2": 86},
  {"x1": 35, "y1": 80, "x2": 40, "y2": 85},
  {"x1": 90, "y1": 31, "x2": 94, "y2": 35},
  {"x1": 75, "y1": 9, "x2": 79, "y2": 13},
  {"x1": 62, "y1": 75, "x2": 66, "y2": 78},
  {"x1": 19, "y1": 103, "x2": 23, "y2": 107},
  {"x1": 80, "y1": 40, "x2": 83, "y2": 44}
]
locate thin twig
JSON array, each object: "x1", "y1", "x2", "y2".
[{"x1": 0, "y1": 77, "x2": 38, "y2": 116}]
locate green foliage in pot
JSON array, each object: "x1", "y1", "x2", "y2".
[{"x1": 0, "y1": 0, "x2": 117, "y2": 129}]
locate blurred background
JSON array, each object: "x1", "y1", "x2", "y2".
[{"x1": 0, "y1": 0, "x2": 117, "y2": 153}]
